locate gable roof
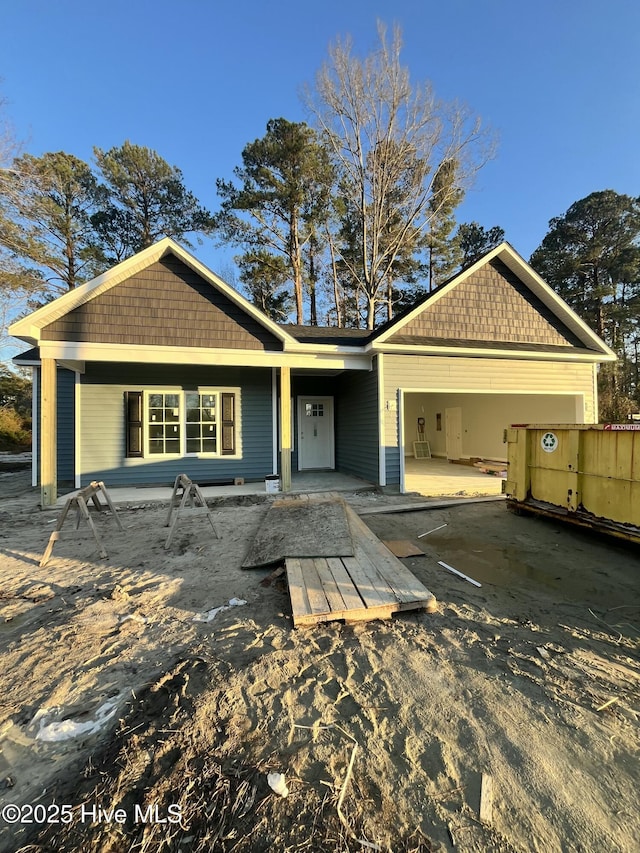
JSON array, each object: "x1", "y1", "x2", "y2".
[
  {"x1": 9, "y1": 237, "x2": 298, "y2": 348},
  {"x1": 370, "y1": 242, "x2": 616, "y2": 360},
  {"x1": 10, "y1": 239, "x2": 615, "y2": 364}
]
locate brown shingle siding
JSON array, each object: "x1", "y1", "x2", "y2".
[
  {"x1": 41, "y1": 257, "x2": 282, "y2": 351},
  {"x1": 389, "y1": 259, "x2": 583, "y2": 348}
]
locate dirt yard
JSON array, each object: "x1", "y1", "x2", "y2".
[{"x1": 0, "y1": 468, "x2": 638, "y2": 853}]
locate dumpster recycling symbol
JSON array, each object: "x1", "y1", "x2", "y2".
[{"x1": 541, "y1": 432, "x2": 558, "y2": 453}]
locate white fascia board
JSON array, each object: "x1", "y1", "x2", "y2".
[
  {"x1": 12, "y1": 355, "x2": 41, "y2": 366},
  {"x1": 8, "y1": 237, "x2": 297, "y2": 348},
  {"x1": 8, "y1": 326, "x2": 40, "y2": 346},
  {"x1": 58, "y1": 360, "x2": 85, "y2": 373},
  {"x1": 282, "y1": 342, "x2": 369, "y2": 356},
  {"x1": 371, "y1": 341, "x2": 617, "y2": 363},
  {"x1": 37, "y1": 341, "x2": 372, "y2": 371}
]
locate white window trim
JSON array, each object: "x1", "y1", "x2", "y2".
[{"x1": 142, "y1": 387, "x2": 241, "y2": 460}]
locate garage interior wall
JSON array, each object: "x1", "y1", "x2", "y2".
[{"x1": 403, "y1": 392, "x2": 583, "y2": 460}]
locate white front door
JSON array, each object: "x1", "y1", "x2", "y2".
[
  {"x1": 445, "y1": 407, "x2": 463, "y2": 460},
  {"x1": 298, "y1": 397, "x2": 335, "y2": 469}
]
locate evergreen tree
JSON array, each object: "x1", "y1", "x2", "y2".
[
  {"x1": 0, "y1": 364, "x2": 31, "y2": 415},
  {"x1": 425, "y1": 158, "x2": 464, "y2": 290},
  {"x1": 531, "y1": 190, "x2": 640, "y2": 418},
  {"x1": 0, "y1": 151, "x2": 101, "y2": 294},
  {"x1": 236, "y1": 249, "x2": 293, "y2": 322},
  {"x1": 456, "y1": 222, "x2": 505, "y2": 266},
  {"x1": 93, "y1": 141, "x2": 213, "y2": 262},
  {"x1": 214, "y1": 119, "x2": 334, "y2": 325}
]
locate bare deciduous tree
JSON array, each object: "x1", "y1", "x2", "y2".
[{"x1": 305, "y1": 22, "x2": 494, "y2": 328}]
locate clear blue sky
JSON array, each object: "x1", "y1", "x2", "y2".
[{"x1": 2, "y1": 0, "x2": 639, "y2": 272}]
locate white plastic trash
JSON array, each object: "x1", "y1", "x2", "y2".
[{"x1": 267, "y1": 772, "x2": 289, "y2": 797}]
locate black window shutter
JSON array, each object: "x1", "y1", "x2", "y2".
[
  {"x1": 221, "y1": 393, "x2": 235, "y2": 455},
  {"x1": 125, "y1": 391, "x2": 143, "y2": 457}
]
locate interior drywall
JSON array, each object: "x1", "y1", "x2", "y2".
[{"x1": 403, "y1": 392, "x2": 581, "y2": 460}]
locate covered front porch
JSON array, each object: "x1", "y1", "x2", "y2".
[
  {"x1": 35, "y1": 353, "x2": 376, "y2": 506},
  {"x1": 288, "y1": 366, "x2": 380, "y2": 487}
]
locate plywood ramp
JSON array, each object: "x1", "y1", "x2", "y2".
[
  {"x1": 286, "y1": 503, "x2": 436, "y2": 627},
  {"x1": 242, "y1": 493, "x2": 353, "y2": 569}
]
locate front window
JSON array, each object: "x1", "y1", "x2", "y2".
[
  {"x1": 148, "y1": 392, "x2": 181, "y2": 455},
  {"x1": 186, "y1": 392, "x2": 217, "y2": 454},
  {"x1": 133, "y1": 388, "x2": 239, "y2": 459}
]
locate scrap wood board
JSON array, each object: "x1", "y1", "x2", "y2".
[
  {"x1": 357, "y1": 495, "x2": 506, "y2": 516},
  {"x1": 286, "y1": 503, "x2": 436, "y2": 627},
  {"x1": 383, "y1": 539, "x2": 424, "y2": 558},
  {"x1": 242, "y1": 493, "x2": 353, "y2": 569}
]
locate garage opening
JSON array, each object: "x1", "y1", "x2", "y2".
[{"x1": 400, "y1": 391, "x2": 584, "y2": 495}]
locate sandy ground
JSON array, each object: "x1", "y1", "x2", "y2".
[{"x1": 0, "y1": 468, "x2": 638, "y2": 853}]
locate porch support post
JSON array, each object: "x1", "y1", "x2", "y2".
[
  {"x1": 280, "y1": 366, "x2": 292, "y2": 491},
  {"x1": 41, "y1": 357, "x2": 57, "y2": 507}
]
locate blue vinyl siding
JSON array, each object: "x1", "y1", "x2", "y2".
[
  {"x1": 79, "y1": 364, "x2": 273, "y2": 486},
  {"x1": 385, "y1": 447, "x2": 401, "y2": 486},
  {"x1": 57, "y1": 369, "x2": 76, "y2": 484},
  {"x1": 35, "y1": 367, "x2": 75, "y2": 487},
  {"x1": 335, "y1": 367, "x2": 379, "y2": 483}
]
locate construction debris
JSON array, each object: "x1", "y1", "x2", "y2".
[
  {"x1": 357, "y1": 495, "x2": 506, "y2": 516},
  {"x1": 267, "y1": 772, "x2": 289, "y2": 797},
  {"x1": 286, "y1": 500, "x2": 436, "y2": 627},
  {"x1": 437, "y1": 560, "x2": 482, "y2": 588},
  {"x1": 479, "y1": 772, "x2": 494, "y2": 824},
  {"x1": 474, "y1": 458, "x2": 508, "y2": 476},
  {"x1": 418, "y1": 523, "x2": 448, "y2": 538}
]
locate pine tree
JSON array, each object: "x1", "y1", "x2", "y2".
[
  {"x1": 531, "y1": 191, "x2": 640, "y2": 417},
  {"x1": 214, "y1": 119, "x2": 334, "y2": 324},
  {"x1": 93, "y1": 141, "x2": 213, "y2": 262},
  {"x1": 0, "y1": 151, "x2": 101, "y2": 294}
]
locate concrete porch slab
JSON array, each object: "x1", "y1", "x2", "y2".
[{"x1": 55, "y1": 471, "x2": 375, "y2": 508}]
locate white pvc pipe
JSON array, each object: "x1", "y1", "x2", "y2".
[{"x1": 438, "y1": 560, "x2": 482, "y2": 587}]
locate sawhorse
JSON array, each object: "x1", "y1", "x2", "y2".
[
  {"x1": 40, "y1": 481, "x2": 124, "y2": 567},
  {"x1": 164, "y1": 474, "x2": 220, "y2": 548}
]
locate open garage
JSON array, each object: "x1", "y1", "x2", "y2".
[
  {"x1": 402, "y1": 391, "x2": 583, "y2": 462},
  {"x1": 399, "y1": 390, "x2": 584, "y2": 496}
]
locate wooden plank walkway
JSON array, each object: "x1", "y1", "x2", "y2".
[{"x1": 286, "y1": 503, "x2": 436, "y2": 627}]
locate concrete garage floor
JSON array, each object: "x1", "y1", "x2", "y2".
[{"x1": 403, "y1": 456, "x2": 505, "y2": 497}]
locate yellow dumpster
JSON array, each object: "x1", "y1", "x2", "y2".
[{"x1": 505, "y1": 424, "x2": 640, "y2": 543}]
